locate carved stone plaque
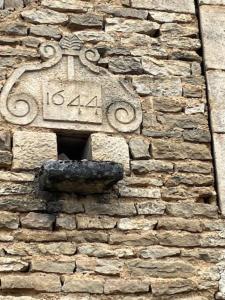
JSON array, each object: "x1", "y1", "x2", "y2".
[
  {"x1": 42, "y1": 80, "x2": 102, "y2": 124},
  {"x1": 0, "y1": 35, "x2": 142, "y2": 133}
]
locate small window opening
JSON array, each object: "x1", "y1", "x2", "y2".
[{"x1": 57, "y1": 134, "x2": 89, "y2": 160}]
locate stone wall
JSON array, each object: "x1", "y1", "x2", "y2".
[{"x1": 0, "y1": 0, "x2": 223, "y2": 299}]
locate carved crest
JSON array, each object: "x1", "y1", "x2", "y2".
[{"x1": 0, "y1": 34, "x2": 142, "y2": 133}]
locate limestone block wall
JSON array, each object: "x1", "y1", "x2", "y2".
[{"x1": 0, "y1": 0, "x2": 223, "y2": 299}]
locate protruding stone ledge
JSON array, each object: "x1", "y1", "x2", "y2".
[{"x1": 39, "y1": 160, "x2": 124, "y2": 194}]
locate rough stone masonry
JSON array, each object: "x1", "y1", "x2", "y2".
[{"x1": 0, "y1": 0, "x2": 224, "y2": 299}]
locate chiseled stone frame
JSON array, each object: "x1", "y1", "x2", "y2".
[{"x1": 198, "y1": 0, "x2": 225, "y2": 215}]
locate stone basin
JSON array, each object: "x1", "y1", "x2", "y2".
[{"x1": 39, "y1": 160, "x2": 124, "y2": 194}]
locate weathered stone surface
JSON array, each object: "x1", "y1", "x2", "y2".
[
  {"x1": 15, "y1": 229, "x2": 67, "y2": 242},
  {"x1": 165, "y1": 174, "x2": 213, "y2": 187},
  {"x1": 149, "y1": 11, "x2": 193, "y2": 23},
  {"x1": 69, "y1": 14, "x2": 103, "y2": 29},
  {"x1": 5, "y1": 242, "x2": 76, "y2": 256},
  {"x1": 143, "y1": 113, "x2": 207, "y2": 132},
  {"x1": 129, "y1": 138, "x2": 150, "y2": 159},
  {"x1": 77, "y1": 215, "x2": 116, "y2": 230},
  {"x1": 199, "y1": 0, "x2": 225, "y2": 3},
  {"x1": 131, "y1": 0, "x2": 196, "y2": 14},
  {"x1": 131, "y1": 160, "x2": 173, "y2": 174},
  {"x1": 183, "y1": 129, "x2": 211, "y2": 143},
  {"x1": 206, "y1": 70, "x2": 225, "y2": 132},
  {"x1": 21, "y1": 9, "x2": 68, "y2": 25},
  {"x1": 109, "y1": 232, "x2": 158, "y2": 246},
  {"x1": 182, "y1": 77, "x2": 204, "y2": 98},
  {"x1": 142, "y1": 58, "x2": 191, "y2": 76},
  {"x1": 120, "y1": 176, "x2": 163, "y2": 187},
  {"x1": 21, "y1": 212, "x2": 55, "y2": 230},
  {"x1": 161, "y1": 23, "x2": 198, "y2": 38},
  {"x1": 0, "y1": 182, "x2": 33, "y2": 195},
  {"x1": 118, "y1": 186, "x2": 161, "y2": 198},
  {"x1": 104, "y1": 279, "x2": 149, "y2": 294},
  {"x1": 84, "y1": 198, "x2": 136, "y2": 216},
  {"x1": 12, "y1": 131, "x2": 57, "y2": 170},
  {"x1": 0, "y1": 211, "x2": 19, "y2": 229},
  {"x1": 0, "y1": 297, "x2": 36, "y2": 300},
  {"x1": 139, "y1": 246, "x2": 180, "y2": 259},
  {"x1": 0, "y1": 195, "x2": 47, "y2": 212},
  {"x1": 0, "y1": 131, "x2": 11, "y2": 151},
  {"x1": 127, "y1": 259, "x2": 195, "y2": 278},
  {"x1": 31, "y1": 259, "x2": 75, "y2": 273},
  {"x1": 151, "y1": 279, "x2": 196, "y2": 296},
  {"x1": 175, "y1": 161, "x2": 212, "y2": 174},
  {"x1": 152, "y1": 140, "x2": 211, "y2": 160},
  {"x1": 0, "y1": 171, "x2": 34, "y2": 182},
  {"x1": 166, "y1": 202, "x2": 218, "y2": 218},
  {"x1": 0, "y1": 150, "x2": 12, "y2": 167},
  {"x1": 56, "y1": 214, "x2": 76, "y2": 230},
  {"x1": 133, "y1": 76, "x2": 182, "y2": 96},
  {"x1": 67, "y1": 230, "x2": 108, "y2": 244},
  {"x1": 76, "y1": 256, "x2": 123, "y2": 275},
  {"x1": 78, "y1": 244, "x2": 134, "y2": 258},
  {"x1": 185, "y1": 104, "x2": 205, "y2": 115},
  {"x1": 200, "y1": 6, "x2": 225, "y2": 70},
  {"x1": 99, "y1": 5, "x2": 148, "y2": 19},
  {"x1": 117, "y1": 217, "x2": 157, "y2": 230},
  {"x1": 42, "y1": 0, "x2": 92, "y2": 13},
  {"x1": 47, "y1": 194, "x2": 84, "y2": 214},
  {"x1": 158, "y1": 218, "x2": 202, "y2": 233},
  {"x1": 158, "y1": 232, "x2": 201, "y2": 247},
  {"x1": 136, "y1": 201, "x2": 166, "y2": 215},
  {"x1": 86, "y1": 133, "x2": 130, "y2": 173},
  {"x1": 108, "y1": 56, "x2": 143, "y2": 74},
  {"x1": 1, "y1": 273, "x2": 61, "y2": 292},
  {"x1": 212, "y1": 134, "x2": 225, "y2": 215},
  {"x1": 39, "y1": 160, "x2": 123, "y2": 194},
  {"x1": 105, "y1": 18, "x2": 159, "y2": 35},
  {"x1": 30, "y1": 25, "x2": 61, "y2": 39},
  {"x1": 63, "y1": 276, "x2": 104, "y2": 293},
  {"x1": 4, "y1": 0, "x2": 23, "y2": 8},
  {"x1": 0, "y1": 257, "x2": 28, "y2": 272}
]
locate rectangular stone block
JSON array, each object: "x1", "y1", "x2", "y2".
[
  {"x1": 76, "y1": 214, "x2": 117, "y2": 229},
  {"x1": 0, "y1": 150, "x2": 12, "y2": 167},
  {"x1": 62, "y1": 276, "x2": 104, "y2": 293},
  {"x1": 213, "y1": 133, "x2": 225, "y2": 216},
  {"x1": 4, "y1": 0, "x2": 24, "y2": 8},
  {"x1": 1, "y1": 273, "x2": 61, "y2": 292},
  {"x1": 131, "y1": 0, "x2": 196, "y2": 14},
  {"x1": 152, "y1": 140, "x2": 211, "y2": 160},
  {"x1": 133, "y1": 76, "x2": 182, "y2": 97},
  {"x1": 200, "y1": 6, "x2": 225, "y2": 70},
  {"x1": 206, "y1": 70, "x2": 225, "y2": 133},
  {"x1": 118, "y1": 186, "x2": 161, "y2": 199},
  {"x1": 31, "y1": 259, "x2": 75, "y2": 273},
  {"x1": 85, "y1": 133, "x2": 130, "y2": 173},
  {"x1": 41, "y1": 0, "x2": 92, "y2": 12},
  {"x1": 104, "y1": 279, "x2": 149, "y2": 294},
  {"x1": 0, "y1": 131, "x2": 11, "y2": 151},
  {"x1": 12, "y1": 131, "x2": 57, "y2": 170},
  {"x1": 198, "y1": 0, "x2": 225, "y2": 4}
]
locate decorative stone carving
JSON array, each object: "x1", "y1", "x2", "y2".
[{"x1": 0, "y1": 34, "x2": 142, "y2": 133}]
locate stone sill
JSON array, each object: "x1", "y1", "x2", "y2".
[{"x1": 38, "y1": 160, "x2": 124, "y2": 194}]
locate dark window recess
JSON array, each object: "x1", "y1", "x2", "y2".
[{"x1": 57, "y1": 135, "x2": 89, "y2": 160}]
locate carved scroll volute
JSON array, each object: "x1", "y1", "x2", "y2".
[
  {"x1": 0, "y1": 42, "x2": 62, "y2": 125},
  {"x1": 107, "y1": 101, "x2": 142, "y2": 133}
]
